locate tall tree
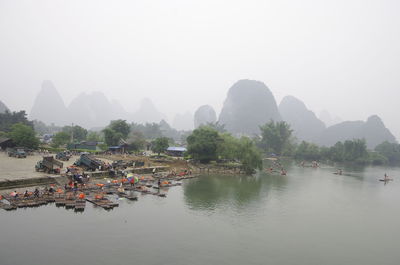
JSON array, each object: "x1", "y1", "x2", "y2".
[
  {"x1": 151, "y1": 137, "x2": 170, "y2": 155},
  {"x1": 62, "y1": 125, "x2": 88, "y2": 142},
  {"x1": 110, "y1": 120, "x2": 130, "y2": 139},
  {"x1": 236, "y1": 137, "x2": 263, "y2": 174},
  {"x1": 86, "y1": 131, "x2": 103, "y2": 142},
  {"x1": 103, "y1": 127, "x2": 123, "y2": 146},
  {"x1": 375, "y1": 141, "x2": 400, "y2": 164},
  {"x1": 187, "y1": 126, "x2": 221, "y2": 163},
  {"x1": 259, "y1": 121, "x2": 293, "y2": 155},
  {"x1": 127, "y1": 131, "x2": 146, "y2": 151},
  {"x1": 9, "y1": 123, "x2": 39, "y2": 149},
  {"x1": 0, "y1": 110, "x2": 33, "y2": 132},
  {"x1": 52, "y1": 131, "x2": 70, "y2": 147}
]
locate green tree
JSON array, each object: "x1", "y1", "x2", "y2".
[
  {"x1": 0, "y1": 110, "x2": 33, "y2": 132},
  {"x1": 151, "y1": 137, "x2": 170, "y2": 155},
  {"x1": 110, "y1": 120, "x2": 130, "y2": 139},
  {"x1": 52, "y1": 131, "x2": 70, "y2": 147},
  {"x1": 187, "y1": 127, "x2": 263, "y2": 173},
  {"x1": 86, "y1": 131, "x2": 103, "y2": 142},
  {"x1": 236, "y1": 137, "x2": 263, "y2": 174},
  {"x1": 342, "y1": 139, "x2": 368, "y2": 162},
  {"x1": 295, "y1": 141, "x2": 321, "y2": 160},
  {"x1": 103, "y1": 127, "x2": 123, "y2": 146},
  {"x1": 102, "y1": 120, "x2": 130, "y2": 146},
  {"x1": 330, "y1": 141, "x2": 345, "y2": 162},
  {"x1": 375, "y1": 141, "x2": 400, "y2": 164},
  {"x1": 62, "y1": 125, "x2": 88, "y2": 142},
  {"x1": 217, "y1": 133, "x2": 239, "y2": 160},
  {"x1": 259, "y1": 121, "x2": 293, "y2": 155},
  {"x1": 187, "y1": 126, "x2": 222, "y2": 163},
  {"x1": 9, "y1": 123, "x2": 39, "y2": 149},
  {"x1": 0, "y1": 131, "x2": 7, "y2": 138},
  {"x1": 127, "y1": 131, "x2": 147, "y2": 152}
]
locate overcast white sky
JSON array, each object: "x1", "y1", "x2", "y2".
[{"x1": 0, "y1": 0, "x2": 399, "y2": 138}]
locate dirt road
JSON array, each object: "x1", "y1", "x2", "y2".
[{"x1": 0, "y1": 152, "x2": 78, "y2": 181}]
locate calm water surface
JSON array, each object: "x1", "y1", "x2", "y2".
[{"x1": 1, "y1": 162, "x2": 400, "y2": 265}]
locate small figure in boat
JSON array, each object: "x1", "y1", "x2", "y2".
[
  {"x1": 335, "y1": 169, "x2": 343, "y2": 175},
  {"x1": 300, "y1": 161, "x2": 305, "y2": 167},
  {"x1": 384, "y1": 173, "x2": 389, "y2": 181},
  {"x1": 280, "y1": 169, "x2": 287, "y2": 176},
  {"x1": 24, "y1": 190, "x2": 29, "y2": 198}
]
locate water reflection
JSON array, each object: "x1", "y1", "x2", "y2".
[{"x1": 183, "y1": 172, "x2": 289, "y2": 211}]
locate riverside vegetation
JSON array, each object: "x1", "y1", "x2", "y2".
[{"x1": 2, "y1": 110, "x2": 400, "y2": 174}]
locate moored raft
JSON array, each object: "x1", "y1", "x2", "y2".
[
  {"x1": 74, "y1": 199, "x2": 86, "y2": 212},
  {"x1": 0, "y1": 201, "x2": 17, "y2": 211},
  {"x1": 86, "y1": 195, "x2": 118, "y2": 210},
  {"x1": 118, "y1": 192, "x2": 138, "y2": 201}
]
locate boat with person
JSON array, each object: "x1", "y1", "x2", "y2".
[{"x1": 379, "y1": 173, "x2": 394, "y2": 182}]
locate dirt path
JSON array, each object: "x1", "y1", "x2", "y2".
[{"x1": 0, "y1": 152, "x2": 78, "y2": 181}]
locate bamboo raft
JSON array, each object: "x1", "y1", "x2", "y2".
[
  {"x1": 0, "y1": 201, "x2": 17, "y2": 211},
  {"x1": 85, "y1": 197, "x2": 118, "y2": 210},
  {"x1": 0, "y1": 173, "x2": 193, "y2": 213},
  {"x1": 74, "y1": 199, "x2": 86, "y2": 212},
  {"x1": 117, "y1": 192, "x2": 138, "y2": 201},
  {"x1": 55, "y1": 196, "x2": 66, "y2": 207}
]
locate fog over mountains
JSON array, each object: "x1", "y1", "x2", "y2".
[
  {"x1": 194, "y1": 105, "x2": 217, "y2": 128},
  {"x1": 0, "y1": 100, "x2": 9, "y2": 113},
  {"x1": 317, "y1": 115, "x2": 396, "y2": 149},
  {"x1": 29, "y1": 81, "x2": 168, "y2": 128},
  {"x1": 5, "y1": 79, "x2": 395, "y2": 148},
  {"x1": 278, "y1": 95, "x2": 396, "y2": 148},
  {"x1": 131, "y1": 98, "x2": 166, "y2": 124},
  {"x1": 172, "y1": 111, "x2": 194, "y2": 131},
  {"x1": 217, "y1": 79, "x2": 396, "y2": 148},
  {"x1": 279, "y1": 96, "x2": 326, "y2": 143}
]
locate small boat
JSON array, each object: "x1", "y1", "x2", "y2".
[{"x1": 379, "y1": 178, "x2": 393, "y2": 182}]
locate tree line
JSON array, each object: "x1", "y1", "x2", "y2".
[
  {"x1": 3, "y1": 109, "x2": 400, "y2": 170},
  {"x1": 0, "y1": 111, "x2": 39, "y2": 149},
  {"x1": 256, "y1": 120, "x2": 398, "y2": 165}
]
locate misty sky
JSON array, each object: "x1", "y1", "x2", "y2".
[{"x1": 1, "y1": 0, "x2": 399, "y2": 138}]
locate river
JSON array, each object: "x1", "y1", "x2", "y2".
[{"x1": 1, "y1": 161, "x2": 399, "y2": 265}]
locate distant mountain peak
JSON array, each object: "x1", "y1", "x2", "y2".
[
  {"x1": 219, "y1": 79, "x2": 281, "y2": 134},
  {"x1": 132, "y1": 98, "x2": 165, "y2": 124},
  {"x1": 194, "y1": 105, "x2": 217, "y2": 128},
  {"x1": 366, "y1": 115, "x2": 383, "y2": 125},
  {"x1": 279, "y1": 95, "x2": 325, "y2": 143},
  {"x1": 0, "y1": 100, "x2": 9, "y2": 113},
  {"x1": 30, "y1": 80, "x2": 68, "y2": 125},
  {"x1": 317, "y1": 115, "x2": 396, "y2": 148}
]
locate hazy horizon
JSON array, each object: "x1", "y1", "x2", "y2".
[{"x1": 1, "y1": 0, "x2": 399, "y2": 138}]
